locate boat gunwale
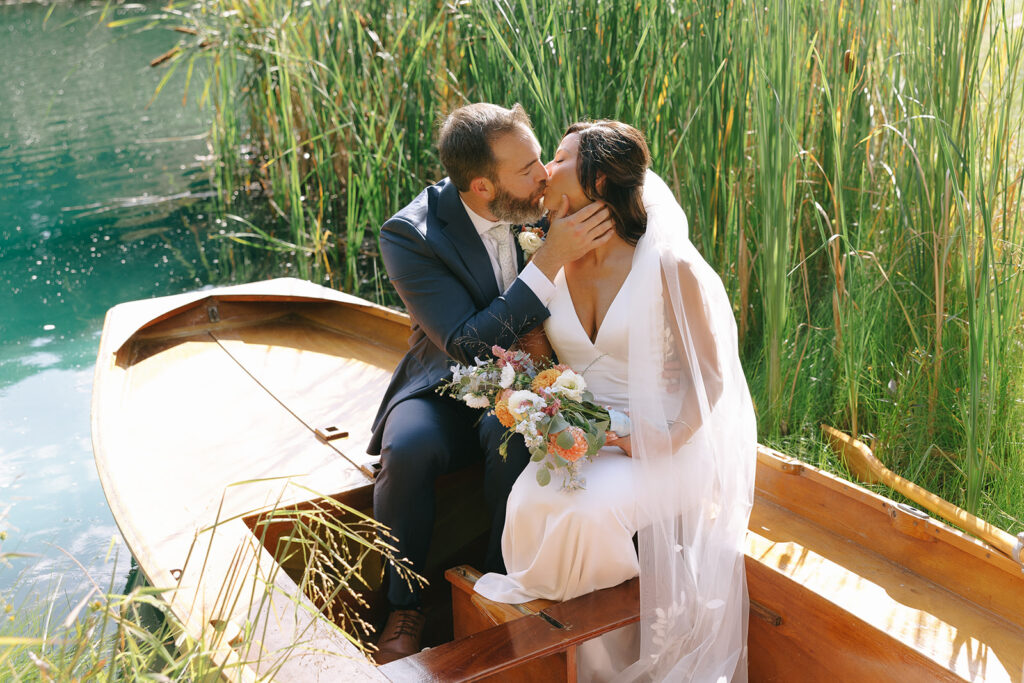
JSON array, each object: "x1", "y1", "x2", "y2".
[
  {"x1": 756, "y1": 444, "x2": 1024, "y2": 580},
  {"x1": 102, "y1": 276, "x2": 408, "y2": 357}
]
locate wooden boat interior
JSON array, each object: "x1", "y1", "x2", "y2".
[{"x1": 92, "y1": 280, "x2": 1024, "y2": 682}]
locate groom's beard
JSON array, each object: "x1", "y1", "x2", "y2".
[{"x1": 489, "y1": 183, "x2": 546, "y2": 224}]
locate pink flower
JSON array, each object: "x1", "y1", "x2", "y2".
[
  {"x1": 542, "y1": 398, "x2": 562, "y2": 417},
  {"x1": 491, "y1": 345, "x2": 523, "y2": 370}
]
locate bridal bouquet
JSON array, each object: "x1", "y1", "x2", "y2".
[{"x1": 438, "y1": 345, "x2": 627, "y2": 491}]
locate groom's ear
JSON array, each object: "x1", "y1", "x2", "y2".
[{"x1": 469, "y1": 176, "x2": 496, "y2": 200}]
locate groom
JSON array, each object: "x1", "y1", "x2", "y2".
[{"x1": 368, "y1": 102, "x2": 614, "y2": 663}]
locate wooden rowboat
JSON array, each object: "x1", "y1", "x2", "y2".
[{"x1": 91, "y1": 278, "x2": 1024, "y2": 682}]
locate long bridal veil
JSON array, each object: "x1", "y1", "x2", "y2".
[{"x1": 618, "y1": 171, "x2": 757, "y2": 682}]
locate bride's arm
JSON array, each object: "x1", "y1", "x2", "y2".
[
  {"x1": 662, "y1": 259, "x2": 725, "y2": 444},
  {"x1": 515, "y1": 325, "x2": 554, "y2": 363},
  {"x1": 609, "y1": 259, "x2": 725, "y2": 457}
]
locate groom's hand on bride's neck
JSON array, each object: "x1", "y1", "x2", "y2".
[{"x1": 531, "y1": 195, "x2": 615, "y2": 282}]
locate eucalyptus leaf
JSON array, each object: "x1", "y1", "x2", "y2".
[
  {"x1": 536, "y1": 467, "x2": 551, "y2": 486},
  {"x1": 556, "y1": 430, "x2": 575, "y2": 449},
  {"x1": 530, "y1": 448, "x2": 545, "y2": 462},
  {"x1": 585, "y1": 430, "x2": 606, "y2": 456},
  {"x1": 548, "y1": 413, "x2": 569, "y2": 434}
]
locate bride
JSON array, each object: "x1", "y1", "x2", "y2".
[{"x1": 473, "y1": 121, "x2": 757, "y2": 681}]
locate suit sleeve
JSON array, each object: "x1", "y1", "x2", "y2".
[{"x1": 381, "y1": 218, "x2": 551, "y2": 365}]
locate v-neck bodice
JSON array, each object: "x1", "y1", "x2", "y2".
[{"x1": 544, "y1": 266, "x2": 633, "y2": 413}]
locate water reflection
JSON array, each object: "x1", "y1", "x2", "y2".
[
  {"x1": 1, "y1": 3, "x2": 213, "y2": 358},
  {"x1": 0, "y1": 362, "x2": 128, "y2": 598},
  {"x1": 0, "y1": 2, "x2": 264, "y2": 606}
]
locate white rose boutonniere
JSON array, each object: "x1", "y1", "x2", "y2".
[{"x1": 517, "y1": 227, "x2": 544, "y2": 260}]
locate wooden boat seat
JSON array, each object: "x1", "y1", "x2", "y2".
[
  {"x1": 445, "y1": 565, "x2": 560, "y2": 637},
  {"x1": 377, "y1": 565, "x2": 639, "y2": 682}
]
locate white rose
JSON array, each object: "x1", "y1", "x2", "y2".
[
  {"x1": 463, "y1": 393, "x2": 490, "y2": 409},
  {"x1": 507, "y1": 389, "x2": 544, "y2": 418},
  {"x1": 550, "y1": 370, "x2": 586, "y2": 401},
  {"x1": 500, "y1": 363, "x2": 516, "y2": 389},
  {"x1": 518, "y1": 230, "x2": 544, "y2": 256}
]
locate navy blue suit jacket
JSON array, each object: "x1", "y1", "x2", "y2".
[{"x1": 367, "y1": 178, "x2": 550, "y2": 455}]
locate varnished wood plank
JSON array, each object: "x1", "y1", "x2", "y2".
[
  {"x1": 102, "y1": 277, "x2": 404, "y2": 355},
  {"x1": 747, "y1": 498, "x2": 1024, "y2": 681},
  {"x1": 447, "y1": 565, "x2": 556, "y2": 637},
  {"x1": 209, "y1": 318, "x2": 400, "y2": 475},
  {"x1": 752, "y1": 455, "x2": 1024, "y2": 630},
  {"x1": 298, "y1": 303, "x2": 412, "y2": 352},
  {"x1": 537, "y1": 578, "x2": 639, "y2": 635},
  {"x1": 380, "y1": 579, "x2": 639, "y2": 682},
  {"x1": 448, "y1": 589, "x2": 571, "y2": 683},
  {"x1": 445, "y1": 566, "x2": 572, "y2": 682},
  {"x1": 746, "y1": 555, "x2": 965, "y2": 683}
]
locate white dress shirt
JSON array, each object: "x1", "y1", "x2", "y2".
[{"x1": 460, "y1": 198, "x2": 555, "y2": 306}]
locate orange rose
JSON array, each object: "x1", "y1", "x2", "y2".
[
  {"x1": 548, "y1": 426, "x2": 588, "y2": 462},
  {"x1": 494, "y1": 399, "x2": 517, "y2": 428},
  {"x1": 531, "y1": 368, "x2": 562, "y2": 392}
]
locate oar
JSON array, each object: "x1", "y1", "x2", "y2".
[{"x1": 821, "y1": 424, "x2": 1024, "y2": 568}]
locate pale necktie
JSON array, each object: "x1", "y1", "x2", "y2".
[{"x1": 485, "y1": 223, "x2": 516, "y2": 291}]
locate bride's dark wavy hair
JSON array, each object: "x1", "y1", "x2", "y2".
[{"x1": 565, "y1": 120, "x2": 650, "y2": 245}]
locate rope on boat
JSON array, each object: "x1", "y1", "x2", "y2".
[{"x1": 207, "y1": 331, "x2": 377, "y2": 482}]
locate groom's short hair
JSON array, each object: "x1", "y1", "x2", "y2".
[{"x1": 438, "y1": 103, "x2": 532, "y2": 191}]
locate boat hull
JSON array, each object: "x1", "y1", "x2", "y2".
[{"x1": 92, "y1": 279, "x2": 1024, "y2": 682}]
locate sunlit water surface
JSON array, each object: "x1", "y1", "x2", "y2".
[{"x1": 1, "y1": 3, "x2": 223, "y2": 608}]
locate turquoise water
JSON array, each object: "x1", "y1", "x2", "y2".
[{"x1": 0, "y1": 3, "x2": 221, "y2": 604}]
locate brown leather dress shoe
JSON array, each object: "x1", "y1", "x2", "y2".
[{"x1": 373, "y1": 608, "x2": 426, "y2": 665}]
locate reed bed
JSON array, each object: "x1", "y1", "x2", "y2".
[{"x1": 138, "y1": 0, "x2": 1024, "y2": 527}]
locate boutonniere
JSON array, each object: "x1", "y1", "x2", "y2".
[{"x1": 517, "y1": 226, "x2": 545, "y2": 260}]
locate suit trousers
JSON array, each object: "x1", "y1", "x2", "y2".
[{"x1": 374, "y1": 394, "x2": 531, "y2": 609}]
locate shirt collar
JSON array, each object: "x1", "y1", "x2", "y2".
[{"x1": 460, "y1": 197, "x2": 506, "y2": 236}]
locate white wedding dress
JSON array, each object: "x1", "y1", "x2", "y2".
[
  {"x1": 474, "y1": 258, "x2": 642, "y2": 680},
  {"x1": 475, "y1": 171, "x2": 755, "y2": 683}
]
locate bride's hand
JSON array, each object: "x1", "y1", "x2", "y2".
[
  {"x1": 605, "y1": 431, "x2": 633, "y2": 457},
  {"x1": 531, "y1": 195, "x2": 614, "y2": 281}
]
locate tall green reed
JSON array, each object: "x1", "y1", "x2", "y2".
[
  {"x1": 749, "y1": 0, "x2": 801, "y2": 434},
  {"x1": 939, "y1": 0, "x2": 1024, "y2": 513}
]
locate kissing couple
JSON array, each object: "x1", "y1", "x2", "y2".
[{"x1": 366, "y1": 102, "x2": 757, "y2": 681}]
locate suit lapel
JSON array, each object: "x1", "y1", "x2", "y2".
[
  {"x1": 514, "y1": 227, "x2": 526, "y2": 271},
  {"x1": 435, "y1": 180, "x2": 501, "y2": 301}
]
